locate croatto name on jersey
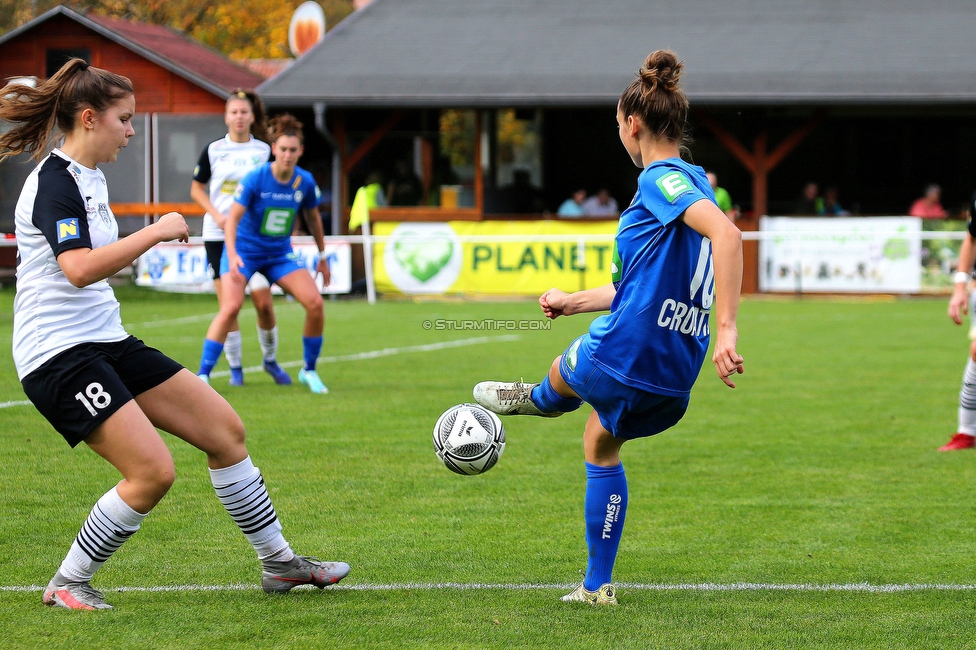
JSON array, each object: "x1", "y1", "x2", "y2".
[{"x1": 658, "y1": 299, "x2": 709, "y2": 337}]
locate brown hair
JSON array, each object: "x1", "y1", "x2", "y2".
[
  {"x1": 618, "y1": 50, "x2": 689, "y2": 149},
  {"x1": 0, "y1": 58, "x2": 133, "y2": 161},
  {"x1": 227, "y1": 88, "x2": 269, "y2": 144},
  {"x1": 268, "y1": 113, "x2": 304, "y2": 145}
]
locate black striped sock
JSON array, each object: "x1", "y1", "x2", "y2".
[
  {"x1": 59, "y1": 487, "x2": 145, "y2": 581},
  {"x1": 210, "y1": 457, "x2": 290, "y2": 560}
]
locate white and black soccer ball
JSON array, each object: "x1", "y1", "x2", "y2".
[{"x1": 433, "y1": 403, "x2": 506, "y2": 476}]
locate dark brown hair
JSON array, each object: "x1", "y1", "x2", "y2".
[
  {"x1": 0, "y1": 58, "x2": 133, "y2": 161},
  {"x1": 618, "y1": 50, "x2": 689, "y2": 148},
  {"x1": 268, "y1": 113, "x2": 304, "y2": 145},
  {"x1": 227, "y1": 88, "x2": 269, "y2": 144}
]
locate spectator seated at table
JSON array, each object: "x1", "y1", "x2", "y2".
[
  {"x1": 582, "y1": 187, "x2": 619, "y2": 216},
  {"x1": 908, "y1": 183, "x2": 947, "y2": 219},
  {"x1": 557, "y1": 188, "x2": 587, "y2": 217}
]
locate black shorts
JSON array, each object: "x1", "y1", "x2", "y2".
[
  {"x1": 204, "y1": 240, "x2": 225, "y2": 280},
  {"x1": 20, "y1": 336, "x2": 184, "y2": 448}
]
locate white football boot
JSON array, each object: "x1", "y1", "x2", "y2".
[{"x1": 472, "y1": 380, "x2": 561, "y2": 417}]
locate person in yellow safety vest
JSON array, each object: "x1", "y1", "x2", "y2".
[{"x1": 349, "y1": 172, "x2": 387, "y2": 231}]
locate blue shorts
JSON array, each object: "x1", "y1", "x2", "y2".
[
  {"x1": 220, "y1": 249, "x2": 304, "y2": 285},
  {"x1": 558, "y1": 335, "x2": 690, "y2": 440}
]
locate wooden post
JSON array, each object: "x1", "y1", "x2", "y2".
[{"x1": 693, "y1": 108, "x2": 826, "y2": 293}]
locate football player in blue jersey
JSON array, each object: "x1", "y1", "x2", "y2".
[
  {"x1": 197, "y1": 114, "x2": 332, "y2": 394},
  {"x1": 474, "y1": 50, "x2": 744, "y2": 605}
]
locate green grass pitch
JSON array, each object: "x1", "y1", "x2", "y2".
[{"x1": 2, "y1": 285, "x2": 976, "y2": 648}]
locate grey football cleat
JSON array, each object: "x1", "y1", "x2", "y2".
[
  {"x1": 42, "y1": 571, "x2": 112, "y2": 610},
  {"x1": 261, "y1": 555, "x2": 350, "y2": 593},
  {"x1": 473, "y1": 381, "x2": 562, "y2": 417},
  {"x1": 559, "y1": 582, "x2": 617, "y2": 606}
]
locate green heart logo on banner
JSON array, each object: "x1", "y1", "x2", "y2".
[{"x1": 393, "y1": 234, "x2": 454, "y2": 283}]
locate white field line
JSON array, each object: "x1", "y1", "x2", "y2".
[
  {"x1": 0, "y1": 335, "x2": 521, "y2": 406},
  {"x1": 3, "y1": 582, "x2": 976, "y2": 594},
  {"x1": 209, "y1": 334, "x2": 521, "y2": 378}
]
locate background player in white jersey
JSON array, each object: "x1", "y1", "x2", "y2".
[
  {"x1": 191, "y1": 89, "x2": 290, "y2": 386},
  {"x1": 1, "y1": 59, "x2": 348, "y2": 611},
  {"x1": 473, "y1": 51, "x2": 744, "y2": 605},
  {"x1": 197, "y1": 114, "x2": 332, "y2": 394},
  {"x1": 941, "y1": 207, "x2": 976, "y2": 450}
]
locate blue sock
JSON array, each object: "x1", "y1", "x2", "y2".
[
  {"x1": 198, "y1": 338, "x2": 224, "y2": 376},
  {"x1": 530, "y1": 375, "x2": 583, "y2": 413},
  {"x1": 583, "y1": 462, "x2": 628, "y2": 591},
  {"x1": 303, "y1": 336, "x2": 323, "y2": 371}
]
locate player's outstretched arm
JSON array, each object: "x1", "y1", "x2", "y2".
[
  {"x1": 949, "y1": 233, "x2": 976, "y2": 325},
  {"x1": 683, "y1": 199, "x2": 744, "y2": 388},
  {"x1": 57, "y1": 212, "x2": 188, "y2": 288},
  {"x1": 540, "y1": 283, "x2": 616, "y2": 319}
]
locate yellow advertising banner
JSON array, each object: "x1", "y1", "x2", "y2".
[{"x1": 373, "y1": 220, "x2": 618, "y2": 295}]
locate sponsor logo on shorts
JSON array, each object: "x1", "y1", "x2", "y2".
[{"x1": 565, "y1": 337, "x2": 582, "y2": 372}]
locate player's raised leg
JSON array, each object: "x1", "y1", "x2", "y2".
[
  {"x1": 135, "y1": 369, "x2": 349, "y2": 590},
  {"x1": 275, "y1": 268, "x2": 328, "y2": 394},
  {"x1": 474, "y1": 355, "x2": 583, "y2": 417}
]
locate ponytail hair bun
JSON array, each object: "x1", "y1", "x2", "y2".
[
  {"x1": 637, "y1": 50, "x2": 683, "y2": 97},
  {"x1": 619, "y1": 49, "x2": 689, "y2": 148}
]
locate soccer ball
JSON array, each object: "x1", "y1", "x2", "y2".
[{"x1": 433, "y1": 403, "x2": 506, "y2": 475}]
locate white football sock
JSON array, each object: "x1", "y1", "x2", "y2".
[
  {"x1": 959, "y1": 359, "x2": 976, "y2": 435},
  {"x1": 258, "y1": 326, "x2": 278, "y2": 363},
  {"x1": 225, "y1": 329, "x2": 243, "y2": 369},
  {"x1": 210, "y1": 456, "x2": 293, "y2": 562},
  {"x1": 58, "y1": 486, "x2": 147, "y2": 581}
]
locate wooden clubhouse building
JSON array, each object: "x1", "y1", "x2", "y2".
[{"x1": 258, "y1": 0, "x2": 976, "y2": 292}]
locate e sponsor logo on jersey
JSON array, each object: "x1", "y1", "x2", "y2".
[
  {"x1": 260, "y1": 207, "x2": 296, "y2": 236},
  {"x1": 656, "y1": 171, "x2": 694, "y2": 204},
  {"x1": 57, "y1": 218, "x2": 80, "y2": 243}
]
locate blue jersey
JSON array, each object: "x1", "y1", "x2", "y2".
[
  {"x1": 580, "y1": 158, "x2": 717, "y2": 397},
  {"x1": 232, "y1": 163, "x2": 320, "y2": 258}
]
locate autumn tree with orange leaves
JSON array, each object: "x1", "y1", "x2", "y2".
[{"x1": 0, "y1": 1, "x2": 353, "y2": 60}]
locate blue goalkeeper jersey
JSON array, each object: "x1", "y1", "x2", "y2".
[
  {"x1": 580, "y1": 158, "x2": 717, "y2": 397},
  {"x1": 232, "y1": 163, "x2": 320, "y2": 258}
]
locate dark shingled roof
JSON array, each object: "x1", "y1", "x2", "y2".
[
  {"x1": 259, "y1": 0, "x2": 976, "y2": 107},
  {"x1": 0, "y1": 6, "x2": 265, "y2": 97}
]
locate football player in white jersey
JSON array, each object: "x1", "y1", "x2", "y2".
[
  {"x1": 191, "y1": 90, "x2": 291, "y2": 386},
  {"x1": 1, "y1": 59, "x2": 349, "y2": 611}
]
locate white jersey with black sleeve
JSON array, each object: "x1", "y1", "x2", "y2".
[
  {"x1": 193, "y1": 135, "x2": 271, "y2": 241},
  {"x1": 12, "y1": 149, "x2": 128, "y2": 380}
]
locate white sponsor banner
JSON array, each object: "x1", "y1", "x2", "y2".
[
  {"x1": 759, "y1": 217, "x2": 922, "y2": 293},
  {"x1": 136, "y1": 237, "x2": 352, "y2": 294}
]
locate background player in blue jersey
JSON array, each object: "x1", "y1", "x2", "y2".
[
  {"x1": 474, "y1": 50, "x2": 744, "y2": 605},
  {"x1": 198, "y1": 114, "x2": 332, "y2": 394}
]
